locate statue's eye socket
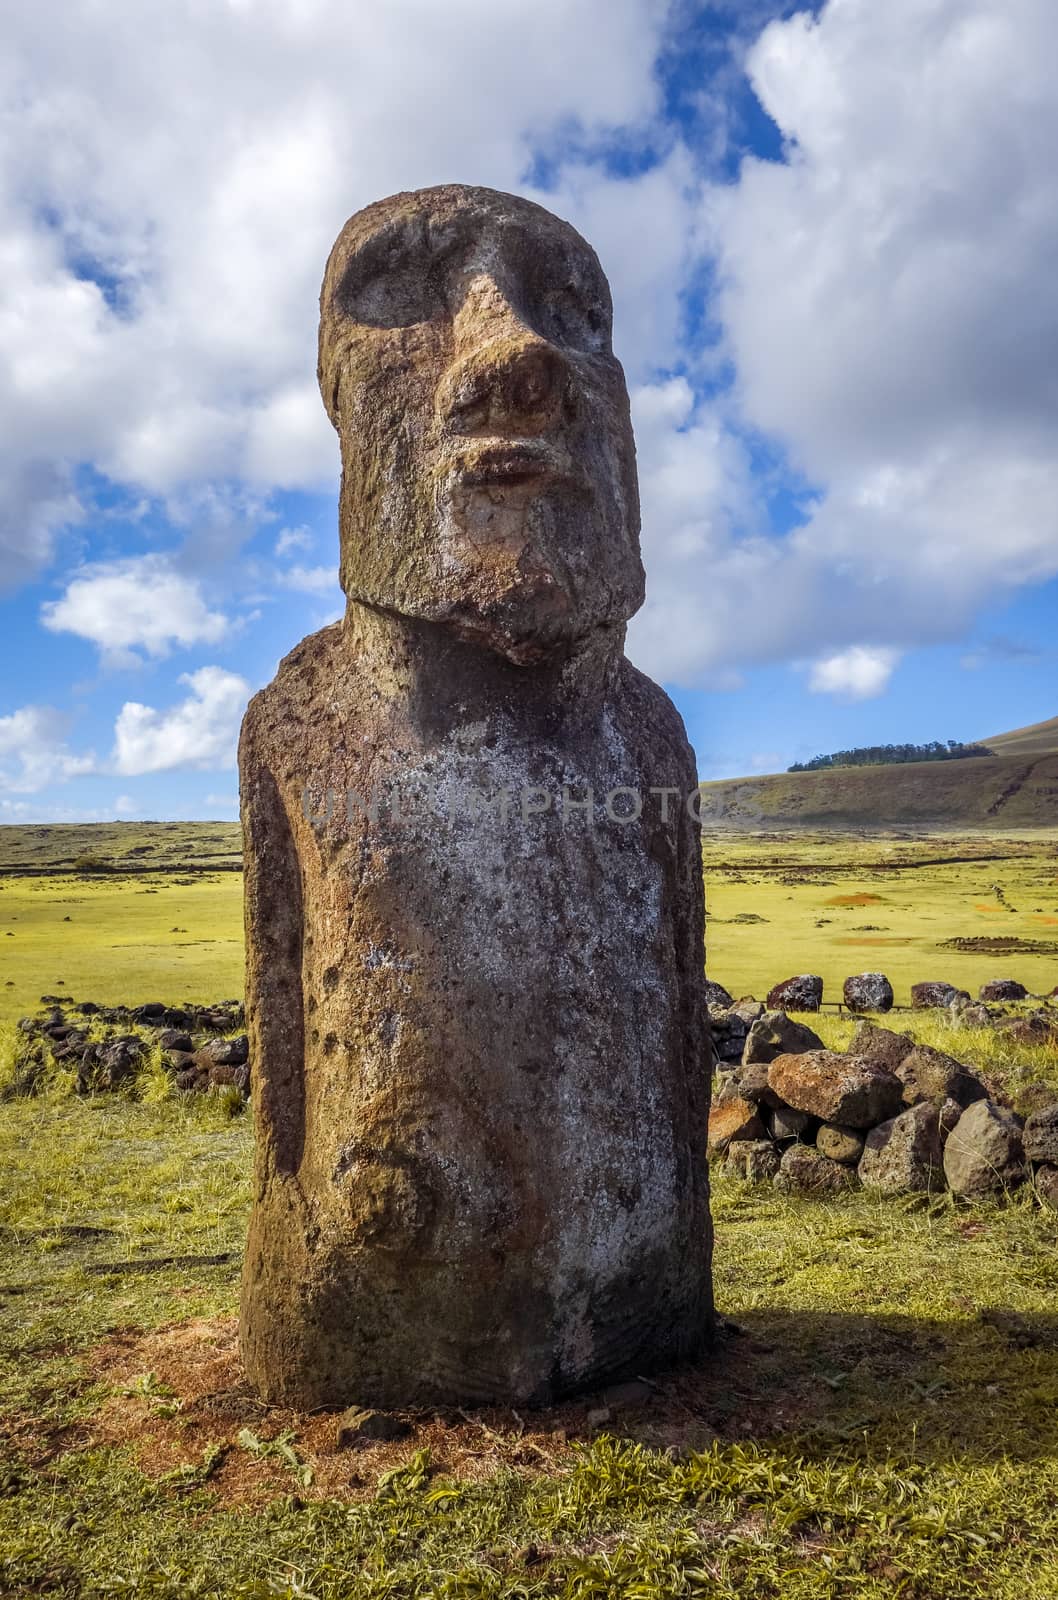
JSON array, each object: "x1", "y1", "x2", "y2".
[
  {"x1": 534, "y1": 276, "x2": 609, "y2": 353},
  {"x1": 338, "y1": 249, "x2": 446, "y2": 329}
]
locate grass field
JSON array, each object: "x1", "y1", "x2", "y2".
[
  {"x1": 1, "y1": 824, "x2": 1055, "y2": 1025},
  {"x1": 3, "y1": 1026, "x2": 1058, "y2": 1598},
  {"x1": 2, "y1": 820, "x2": 1058, "y2": 1595},
  {"x1": 703, "y1": 830, "x2": 1058, "y2": 1004}
]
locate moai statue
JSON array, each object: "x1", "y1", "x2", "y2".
[{"x1": 239, "y1": 185, "x2": 712, "y2": 1408}]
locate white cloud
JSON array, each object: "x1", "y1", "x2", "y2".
[
  {"x1": 0, "y1": 706, "x2": 96, "y2": 792},
  {"x1": 706, "y1": 0, "x2": 1058, "y2": 649},
  {"x1": 41, "y1": 555, "x2": 231, "y2": 664},
  {"x1": 112, "y1": 666, "x2": 251, "y2": 775},
  {"x1": 275, "y1": 525, "x2": 315, "y2": 558},
  {"x1": 808, "y1": 646, "x2": 900, "y2": 701},
  {"x1": 0, "y1": 0, "x2": 670, "y2": 588},
  {"x1": 276, "y1": 563, "x2": 340, "y2": 595},
  {"x1": 113, "y1": 793, "x2": 136, "y2": 814}
]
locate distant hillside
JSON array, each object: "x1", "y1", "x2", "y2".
[
  {"x1": 982, "y1": 714, "x2": 1058, "y2": 758},
  {"x1": 699, "y1": 716, "x2": 1058, "y2": 831}
]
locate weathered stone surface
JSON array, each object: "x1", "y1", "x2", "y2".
[
  {"x1": 1036, "y1": 1165, "x2": 1058, "y2": 1211},
  {"x1": 858, "y1": 1103, "x2": 944, "y2": 1194},
  {"x1": 1024, "y1": 1105, "x2": 1058, "y2": 1166},
  {"x1": 767, "y1": 975, "x2": 823, "y2": 1012},
  {"x1": 895, "y1": 1045, "x2": 986, "y2": 1109},
  {"x1": 911, "y1": 981, "x2": 969, "y2": 1009},
  {"x1": 950, "y1": 999, "x2": 992, "y2": 1028},
  {"x1": 725, "y1": 1139, "x2": 781, "y2": 1183},
  {"x1": 774, "y1": 1143, "x2": 857, "y2": 1196},
  {"x1": 979, "y1": 979, "x2": 1028, "y2": 1003},
  {"x1": 703, "y1": 980, "x2": 734, "y2": 1009},
  {"x1": 708, "y1": 1097, "x2": 765, "y2": 1156},
  {"x1": 723, "y1": 1059, "x2": 772, "y2": 1105},
  {"x1": 994, "y1": 1013, "x2": 1058, "y2": 1048},
  {"x1": 742, "y1": 1010, "x2": 824, "y2": 1066},
  {"x1": 768, "y1": 1103, "x2": 813, "y2": 1140},
  {"x1": 239, "y1": 185, "x2": 713, "y2": 1409},
  {"x1": 709, "y1": 1008, "x2": 752, "y2": 1065},
  {"x1": 943, "y1": 1101, "x2": 1026, "y2": 1197},
  {"x1": 816, "y1": 1123, "x2": 865, "y2": 1165},
  {"x1": 767, "y1": 1050, "x2": 904, "y2": 1129},
  {"x1": 843, "y1": 973, "x2": 894, "y2": 1013},
  {"x1": 849, "y1": 1022, "x2": 915, "y2": 1074}
]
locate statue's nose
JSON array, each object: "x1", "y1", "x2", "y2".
[{"x1": 438, "y1": 278, "x2": 570, "y2": 436}]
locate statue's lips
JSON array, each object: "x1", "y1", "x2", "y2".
[{"x1": 449, "y1": 441, "x2": 576, "y2": 490}]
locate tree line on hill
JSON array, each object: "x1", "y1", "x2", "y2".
[{"x1": 788, "y1": 740, "x2": 995, "y2": 773}]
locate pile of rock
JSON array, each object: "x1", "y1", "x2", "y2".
[
  {"x1": 9, "y1": 996, "x2": 250, "y2": 1100},
  {"x1": 709, "y1": 1010, "x2": 1058, "y2": 1207}
]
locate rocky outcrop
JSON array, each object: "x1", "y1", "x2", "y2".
[{"x1": 979, "y1": 979, "x2": 1028, "y2": 1002}]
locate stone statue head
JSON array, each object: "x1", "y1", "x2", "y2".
[{"x1": 319, "y1": 185, "x2": 645, "y2": 664}]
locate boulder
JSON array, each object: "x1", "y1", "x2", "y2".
[
  {"x1": 774, "y1": 1143, "x2": 857, "y2": 1196},
  {"x1": 709, "y1": 1008, "x2": 752, "y2": 1065},
  {"x1": 816, "y1": 1123, "x2": 865, "y2": 1165},
  {"x1": 742, "y1": 1010, "x2": 824, "y2": 1066},
  {"x1": 943, "y1": 1100, "x2": 1025, "y2": 1197},
  {"x1": 159, "y1": 1029, "x2": 194, "y2": 1053},
  {"x1": 195, "y1": 1035, "x2": 249, "y2": 1068},
  {"x1": 950, "y1": 999, "x2": 992, "y2": 1028},
  {"x1": 858, "y1": 1102, "x2": 944, "y2": 1194},
  {"x1": 767, "y1": 975, "x2": 823, "y2": 1012},
  {"x1": 768, "y1": 1103, "x2": 813, "y2": 1140},
  {"x1": 703, "y1": 980, "x2": 734, "y2": 1010},
  {"x1": 849, "y1": 1022, "x2": 915, "y2": 1074},
  {"x1": 994, "y1": 1014, "x2": 1058, "y2": 1048},
  {"x1": 724, "y1": 1140, "x2": 781, "y2": 1183},
  {"x1": 911, "y1": 982, "x2": 970, "y2": 1010},
  {"x1": 1035, "y1": 1165, "x2": 1058, "y2": 1211},
  {"x1": 843, "y1": 973, "x2": 894, "y2": 1014},
  {"x1": 1023, "y1": 1105, "x2": 1058, "y2": 1166},
  {"x1": 767, "y1": 1050, "x2": 904, "y2": 1129},
  {"x1": 895, "y1": 1045, "x2": 986, "y2": 1109},
  {"x1": 708, "y1": 1097, "x2": 766, "y2": 1156},
  {"x1": 979, "y1": 979, "x2": 1028, "y2": 1003}
]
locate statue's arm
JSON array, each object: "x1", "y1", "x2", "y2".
[{"x1": 240, "y1": 699, "x2": 306, "y2": 1180}]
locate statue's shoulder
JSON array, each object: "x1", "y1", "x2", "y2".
[
  {"x1": 241, "y1": 622, "x2": 348, "y2": 756},
  {"x1": 614, "y1": 655, "x2": 694, "y2": 768}
]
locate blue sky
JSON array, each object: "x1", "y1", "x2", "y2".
[{"x1": 1, "y1": 0, "x2": 1056, "y2": 820}]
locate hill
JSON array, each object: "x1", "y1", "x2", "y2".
[
  {"x1": 699, "y1": 715, "x2": 1058, "y2": 831},
  {"x1": 982, "y1": 713, "x2": 1058, "y2": 758}
]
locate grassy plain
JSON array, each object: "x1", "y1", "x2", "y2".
[
  {"x1": 704, "y1": 830, "x2": 1058, "y2": 1004},
  {"x1": 3, "y1": 1053, "x2": 1058, "y2": 1597},
  {"x1": 2, "y1": 821, "x2": 1058, "y2": 1594},
  {"x1": 0, "y1": 822, "x2": 243, "y2": 1024}
]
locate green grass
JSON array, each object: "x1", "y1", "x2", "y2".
[
  {"x1": 3, "y1": 1017, "x2": 1058, "y2": 1596},
  {"x1": 703, "y1": 830, "x2": 1058, "y2": 1004},
  {"x1": 3, "y1": 823, "x2": 1058, "y2": 1595}
]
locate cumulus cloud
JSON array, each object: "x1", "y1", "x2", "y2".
[
  {"x1": 808, "y1": 646, "x2": 900, "y2": 701},
  {"x1": 276, "y1": 564, "x2": 340, "y2": 595},
  {"x1": 41, "y1": 555, "x2": 231, "y2": 664},
  {"x1": 0, "y1": 0, "x2": 671, "y2": 588},
  {"x1": 0, "y1": 706, "x2": 96, "y2": 792},
  {"x1": 705, "y1": 0, "x2": 1058, "y2": 646},
  {"x1": 275, "y1": 525, "x2": 315, "y2": 558},
  {"x1": 112, "y1": 667, "x2": 251, "y2": 775}
]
